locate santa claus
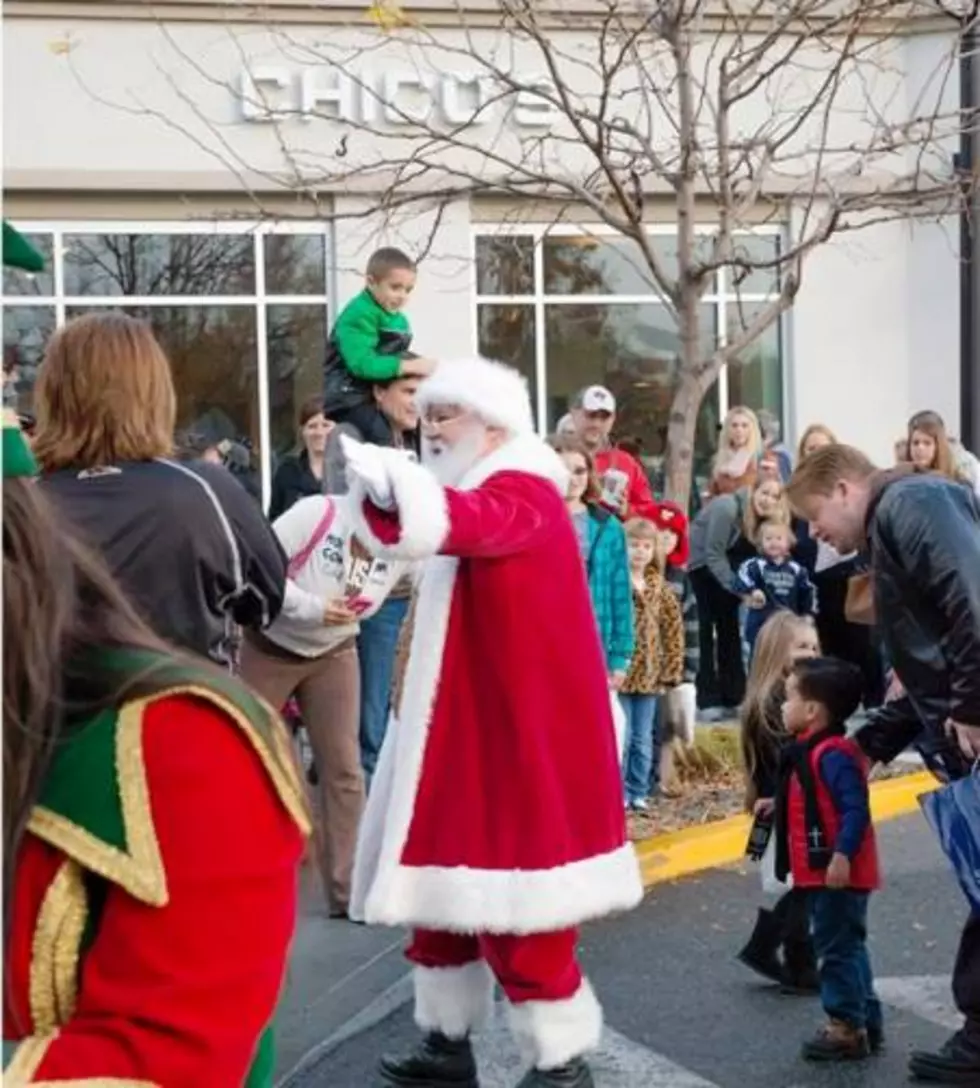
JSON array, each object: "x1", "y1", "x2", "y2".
[{"x1": 344, "y1": 357, "x2": 643, "y2": 1088}]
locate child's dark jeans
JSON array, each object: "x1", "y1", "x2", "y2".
[{"x1": 808, "y1": 888, "x2": 883, "y2": 1031}]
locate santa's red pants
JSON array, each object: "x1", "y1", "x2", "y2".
[{"x1": 405, "y1": 928, "x2": 602, "y2": 1070}]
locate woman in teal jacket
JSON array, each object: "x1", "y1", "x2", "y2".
[{"x1": 551, "y1": 436, "x2": 635, "y2": 682}]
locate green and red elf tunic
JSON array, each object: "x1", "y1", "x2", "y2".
[{"x1": 2, "y1": 657, "x2": 311, "y2": 1086}]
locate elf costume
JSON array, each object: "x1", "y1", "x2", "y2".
[{"x1": 2, "y1": 416, "x2": 310, "y2": 1086}]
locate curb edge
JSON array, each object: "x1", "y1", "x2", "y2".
[{"x1": 635, "y1": 770, "x2": 937, "y2": 889}]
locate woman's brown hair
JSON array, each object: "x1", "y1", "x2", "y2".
[
  {"x1": 740, "y1": 612, "x2": 819, "y2": 807},
  {"x1": 547, "y1": 434, "x2": 602, "y2": 505},
  {"x1": 907, "y1": 410, "x2": 956, "y2": 479},
  {"x1": 742, "y1": 477, "x2": 789, "y2": 542},
  {"x1": 32, "y1": 312, "x2": 176, "y2": 473},
  {"x1": 797, "y1": 423, "x2": 837, "y2": 463},
  {"x1": 298, "y1": 395, "x2": 326, "y2": 430}
]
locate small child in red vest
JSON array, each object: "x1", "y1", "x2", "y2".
[{"x1": 773, "y1": 656, "x2": 883, "y2": 1062}]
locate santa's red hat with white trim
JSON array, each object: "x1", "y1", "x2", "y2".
[{"x1": 416, "y1": 357, "x2": 535, "y2": 437}]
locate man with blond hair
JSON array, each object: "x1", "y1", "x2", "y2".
[{"x1": 788, "y1": 443, "x2": 980, "y2": 1084}]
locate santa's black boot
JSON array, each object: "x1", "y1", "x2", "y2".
[
  {"x1": 379, "y1": 1032, "x2": 480, "y2": 1087},
  {"x1": 736, "y1": 908, "x2": 784, "y2": 984},
  {"x1": 514, "y1": 1057, "x2": 595, "y2": 1088}
]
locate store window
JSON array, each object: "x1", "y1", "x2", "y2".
[
  {"x1": 1, "y1": 224, "x2": 329, "y2": 507},
  {"x1": 474, "y1": 226, "x2": 784, "y2": 498}
]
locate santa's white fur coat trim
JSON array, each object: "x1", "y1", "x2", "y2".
[
  {"x1": 413, "y1": 962, "x2": 495, "y2": 1040},
  {"x1": 349, "y1": 451, "x2": 450, "y2": 560},
  {"x1": 509, "y1": 980, "x2": 603, "y2": 1069},
  {"x1": 349, "y1": 433, "x2": 643, "y2": 934}
]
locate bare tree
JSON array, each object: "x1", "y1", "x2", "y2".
[{"x1": 65, "y1": 0, "x2": 977, "y2": 505}]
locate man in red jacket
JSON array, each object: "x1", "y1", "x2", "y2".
[{"x1": 568, "y1": 385, "x2": 659, "y2": 520}]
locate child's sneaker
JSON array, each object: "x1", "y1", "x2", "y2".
[
  {"x1": 629, "y1": 798, "x2": 650, "y2": 813},
  {"x1": 801, "y1": 1019, "x2": 870, "y2": 1062}
]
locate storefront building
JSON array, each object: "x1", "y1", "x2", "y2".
[{"x1": 2, "y1": 6, "x2": 965, "y2": 505}]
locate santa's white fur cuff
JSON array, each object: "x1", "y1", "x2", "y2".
[
  {"x1": 508, "y1": 979, "x2": 603, "y2": 1069},
  {"x1": 413, "y1": 961, "x2": 495, "y2": 1040}
]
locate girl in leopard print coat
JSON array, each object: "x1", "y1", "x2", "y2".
[{"x1": 620, "y1": 519, "x2": 685, "y2": 811}]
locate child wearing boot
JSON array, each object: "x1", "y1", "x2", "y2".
[
  {"x1": 774, "y1": 656, "x2": 883, "y2": 1062},
  {"x1": 738, "y1": 612, "x2": 820, "y2": 993}
]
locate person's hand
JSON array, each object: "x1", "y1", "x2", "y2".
[
  {"x1": 323, "y1": 600, "x2": 357, "y2": 626},
  {"x1": 945, "y1": 718, "x2": 980, "y2": 760},
  {"x1": 401, "y1": 356, "x2": 436, "y2": 378},
  {"x1": 340, "y1": 435, "x2": 395, "y2": 509},
  {"x1": 609, "y1": 670, "x2": 627, "y2": 691},
  {"x1": 826, "y1": 852, "x2": 851, "y2": 889},
  {"x1": 744, "y1": 590, "x2": 766, "y2": 610},
  {"x1": 753, "y1": 798, "x2": 775, "y2": 817}
]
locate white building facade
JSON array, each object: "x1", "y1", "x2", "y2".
[{"x1": 1, "y1": 5, "x2": 964, "y2": 502}]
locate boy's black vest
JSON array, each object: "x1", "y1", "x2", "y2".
[{"x1": 322, "y1": 328, "x2": 414, "y2": 418}]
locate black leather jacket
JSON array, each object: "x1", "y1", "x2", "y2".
[{"x1": 856, "y1": 471, "x2": 980, "y2": 779}]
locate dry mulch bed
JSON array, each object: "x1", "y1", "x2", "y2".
[{"x1": 627, "y1": 724, "x2": 924, "y2": 843}]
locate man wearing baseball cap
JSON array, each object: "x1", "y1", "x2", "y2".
[{"x1": 569, "y1": 385, "x2": 659, "y2": 521}]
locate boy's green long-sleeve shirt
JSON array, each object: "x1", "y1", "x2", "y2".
[{"x1": 333, "y1": 289, "x2": 412, "y2": 381}]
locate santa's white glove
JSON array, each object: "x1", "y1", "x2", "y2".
[{"x1": 340, "y1": 435, "x2": 395, "y2": 510}]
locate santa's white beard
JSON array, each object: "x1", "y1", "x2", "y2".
[{"x1": 422, "y1": 427, "x2": 487, "y2": 486}]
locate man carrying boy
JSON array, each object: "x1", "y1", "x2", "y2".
[
  {"x1": 323, "y1": 247, "x2": 434, "y2": 443},
  {"x1": 772, "y1": 656, "x2": 882, "y2": 1062}
]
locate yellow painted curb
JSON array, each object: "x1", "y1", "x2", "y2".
[{"x1": 635, "y1": 770, "x2": 938, "y2": 888}]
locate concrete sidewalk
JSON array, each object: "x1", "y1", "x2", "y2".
[{"x1": 274, "y1": 867, "x2": 409, "y2": 1083}]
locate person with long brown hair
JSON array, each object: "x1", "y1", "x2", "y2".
[
  {"x1": 737, "y1": 611, "x2": 820, "y2": 994},
  {"x1": 2, "y1": 414, "x2": 309, "y2": 1084},
  {"x1": 549, "y1": 434, "x2": 635, "y2": 687},
  {"x1": 33, "y1": 312, "x2": 287, "y2": 669},
  {"x1": 268, "y1": 395, "x2": 335, "y2": 521}
]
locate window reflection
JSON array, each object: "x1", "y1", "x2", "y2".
[
  {"x1": 2, "y1": 305, "x2": 56, "y2": 416},
  {"x1": 544, "y1": 302, "x2": 716, "y2": 444},
  {"x1": 63, "y1": 234, "x2": 256, "y2": 297},
  {"x1": 726, "y1": 301, "x2": 783, "y2": 422},
  {"x1": 475, "y1": 236, "x2": 535, "y2": 296},
  {"x1": 264, "y1": 235, "x2": 327, "y2": 296},
  {"x1": 477, "y1": 304, "x2": 537, "y2": 409},
  {"x1": 267, "y1": 303, "x2": 327, "y2": 463},
  {"x1": 2, "y1": 235, "x2": 54, "y2": 297}
]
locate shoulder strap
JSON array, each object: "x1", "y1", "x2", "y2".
[{"x1": 287, "y1": 498, "x2": 336, "y2": 578}]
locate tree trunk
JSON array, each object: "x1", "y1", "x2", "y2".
[{"x1": 664, "y1": 369, "x2": 705, "y2": 510}]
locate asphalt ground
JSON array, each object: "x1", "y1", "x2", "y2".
[{"x1": 282, "y1": 813, "x2": 971, "y2": 1088}]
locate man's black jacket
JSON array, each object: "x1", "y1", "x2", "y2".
[{"x1": 857, "y1": 471, "x2": 980, "y2": 778}]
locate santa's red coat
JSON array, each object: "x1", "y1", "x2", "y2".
[{"x1": 350, "y1": 435, "x2": 643, "y2": 934}]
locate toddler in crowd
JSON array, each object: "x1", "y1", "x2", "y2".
[
  {"x1": 620, "y1": 519, "x2": 684, "y2": 812},
  {"x1": 736, "y1": 519, "x2": 816, "y2": 660},
  {"x1": 737, "y1": 612, "x2": 819, "y2": 993},
  {"x1": 323, "y1": 247, "x2": 434, "y2": 443},
  {"x1": 773, "y1": 656, "x2": 883, "y2": 1062}
]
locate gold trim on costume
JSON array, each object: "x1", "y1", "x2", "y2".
[
  {"x1": 4, "y1": 1033, "x2": 56, "y2": 1084},
  {"x1": 28, "y1": 683, "x2": 309, "y2": 909},
  {"x1": 28, "y1": 860, "x2": 88, "y2": 1035},
  {"x1": 28, "y1": 702, "x2": 169, "y2": 907}
]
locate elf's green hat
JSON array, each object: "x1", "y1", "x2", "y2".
[
  {"x1": 2, "y1": 222, "x2": 44, "y2": 273},
  {"x1": 3, "y1": 408, "x2": 38, "y2": 478}
]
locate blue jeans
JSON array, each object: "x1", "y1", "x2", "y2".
[
  {"x1": 357, "y1": 595, "x2": 409, "y2": 786},
  {"x1": 809, "y1": 889, "x2": 882, "y2": 1031},
  {"x1": 619, "y1": 694, "x2": 659, "y2": 806}
]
